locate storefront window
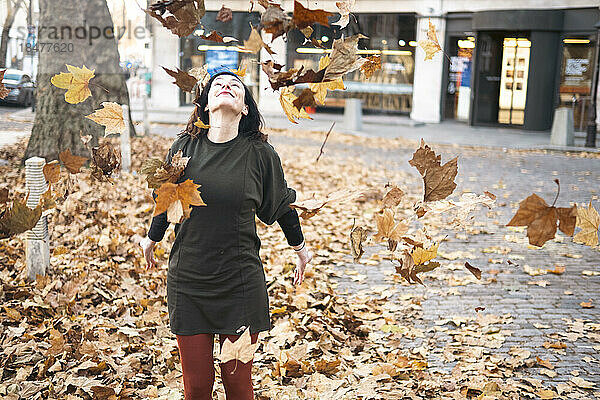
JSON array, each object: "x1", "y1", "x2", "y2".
[
  {"x1": 179, "y1": 11, "x2": 261, "y2": 105},
  {"x1": 558, "y1": 35, "x2": 597, "y2": 132},
  {"x1": 287, "y1": 14, "x2": 416, "y2": 113},
  {"x1": 445, "y1": 36, "x2": 474, "y2": 121},
  {"x1": 498, "y1": 37, "x2": 531, "y2": 125}
]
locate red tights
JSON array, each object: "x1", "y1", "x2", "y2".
[{"x1": 176, "y1": 332, "x2": 259, "y2": 400}]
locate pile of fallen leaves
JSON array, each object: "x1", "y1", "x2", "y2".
[{"x1": 2, "y1": 130, "x2": 598, "y2": 399}]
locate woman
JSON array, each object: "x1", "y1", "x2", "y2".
[{"x1": 139, "y1": 71, "x2": 313, "y2": 399}]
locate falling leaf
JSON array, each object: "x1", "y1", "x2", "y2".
[
  {"x1": 323, "y1": 34, "x2": 368, "y2": 81},
  {"x1": 43, "y1": 161, "x2": 61, "y2": 184},
  {"x1": 199, "y1": 30, "x2": 238, "y2": 43},
  {"x1": 382, "y1": 185, "x2": 404, "y2": 209},
  {"x1": 464, "y1": 262, "x2": 481, "y2": 280},
  {"x1": 409, "y1": 139, "x2": 458, "y2": 202},
  {"x1": 243, "y1": 27, "x2": 275, "y2": 55},
  {"x1": 292, "y1": 0, "x2": 334, "y2": 30},
  {"x1": 59, "y1": 149, "x2": 88, "y2": 174},
  {"x1": 0, "y1": 69, "x2": 10, "y2": 99},
  {"x1": 90, "y1": 142, "x2": 121, "y2": 182},
  {"x1": 144, "y1": 0, "x2": 206, "y2": 37},
  {"x1": 0, "y1": 194, "x2": 42, "y2": 240},
  {"x1": 474, "y1": 307, "x2": 485, "y2": 312},
  {"x1": 50, "y1": 64, "x2": 95, "y2": 104},
  {"x1": 332, "y1": 0, "x2": 355, "y2": 29},
  {"x1": 573, "y1": 200, "x2": 599, "y2": 247},
  {"x1": 153, "y1": 179, "x2": 206, "y2": 224},
  {"x1": 216, "y1": 5, "x2": 233, "y2": 22},
  {"x1": 309, "y1": 55, "x2": 345, "y2": 105},
  {"x1": 188, "y1": 65, "x2": 211, "y2": 90},
  {"x1": 507, "y1": 182, "x2": 577, "y2": 247},
  {"x1": 279, "y1": 87, "x2": 312, "y2": 124},
  {"x1": 219, "y1": 326, "x2": 259, "y2": 364},
  {"x1": 85, "y1": 102, "x2": 126, "y2": 137},
  {"x1": 350, "y1": 224, "x2": 368, "y2": 263},
  {"x1": 418, "y1": 19, "x2": 442, "y2": 61},
  {"x1": 230, "y1": 66, "x2": 246, "y2": 77},
  {"x1": 411, "y1": 242, "x2": 439, "y2": 265},
  {"x1": 141, "y1": 149, "x2": 190, "y2": 189},
  {"x1": 373, "y1": 208, "x2": 407, "y2": 244},
  {"x1": 292, "y1": 88, "x2": 317, "y2": 111},
  {"x1": 360, "y1": 55, "x2": 381, "y2": 79},
  {"x1": 289, "y1": 188, "x2": 365, "y2": 219},
  {"x1": 162, "y1": 66, "x2": 198, "y2": 92},
  {"x1": 261, "y1": 4, "x2": 293, "y2": 40},
  {"x1": 194, "y1": 118, "x2": 210, "y2": 129}
]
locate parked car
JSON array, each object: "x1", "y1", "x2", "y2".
[{"x1": 0, "y1": 69, "x2": 35, "y2": 108}]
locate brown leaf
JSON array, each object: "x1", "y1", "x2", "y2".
[
  {"x1": 373, "y1": 209, "x2": 407, "y2": 243},
  {"x1": 153, "y1": 179, "x2": 207, "y2": 224},
  {"x1": 0, "y1": 188, "x2": 8, "y2": 204},
  {"x1": 506, "y1": 193, "x2": 577, "y2": 247},
  {"x1": 292, "y1": 0, "x2": 334, "y2": 30},
  {"x1": 573, "y1": 200, "x2": 600, "y2": 246},
  {"x1": 243, "y1": 27, "x2": 275, "y2": 55},
  {"x1": 409, "y1": 139, "x2": 457, "y2": 202},
  {"x1": 0, "y1": 69, "x2": 10, "y2": 99},
  {"x1": 90, "y1": 142, "x2": 121, "y2": 182},
  {"x1": 474, "y1": 307, "x2": 485, "y2": 312},
  {"x1": 199, "y1": 30, "x2": 238, "y2": 43},
  {"x1": 261, "y1": 4, "x2": 293, "y2": 40},
  {"x1": 535, "y1": 356, "x2": 555, "y2": 369},
  {"x1": 216, "y1": 5, "x2": 233, "y2": 22},
  {"x1": 279, "y1": 87, "x2": 312, "y2": 124},
  {"x1": 350, "y1": 224, "x2": 368, "y2": 263},
  {"x1": 382, "y1": 185, "x2": 404, "y2": 209},
  {"x1": 360, "y1": 55, "x2": 381, "y2": 79},
  {"x1": 144, "y1": 0, "x2": 206, "y2": 37},
  {"x1": 542, "y1": 341, "x2": 567, "y2": 349},
  {"x1": 0, "y1": 194, "x2": 42, "y2": 240},
  {"x1": 580, "y1": 300, "x2": 594, "y2": 308},
  {"x1": 314, "y1": 359, "x2": 341, "y2": 375},
  {"x1": 464, "y1": 262, "x2": 481, "y2": 280},
  {"x1": 43, "y1": 161, "x2": 61, "y2": 184},
  {"x1": 162, "y1": 66, "x2": 198, "y2": 92},
  {"x1": 323, "y1": 34, "x2": 368, "y2": 81},
  {"x1": 292, "y1": 88, "x2": 317, "y2": 111},
  {"x1": 141, "y1": 149, "x2": 190, "y2": 189},
  {"x1": 332, "y1": 0, "x2": 355, "y2": 29},
  {"x1": 59, "y1": 149, "x2": 88, "y2": 174},
  {"x1": 290, "y1": 188, "x2": 365, "y2": 218}
]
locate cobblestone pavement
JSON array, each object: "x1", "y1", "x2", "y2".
[
  {"x1": 268, "y1": 132, "x2": 600, "y2": 389},
  {"x1": 0, "y1": 105, "x2": 33, "y2": 132}
]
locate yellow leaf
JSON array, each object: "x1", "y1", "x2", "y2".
[
  {"x1": 85, "y1": 102, "x2": 125, "y2": 137},
  {"x1": 230, "y1": 66, "x2": 247, "y2": 77},
  {"x1": 573, "y1": 200, "x2": 600, "y2": 247},
  {"x1": 309, "y1": 55, "x2": 345, "y2": 105},
  {"x1": 154, "y1": 179, "x2": 207, "y2": 224},
  {"x1": 194, "y1": 118, "x2": 210, "y2": 129},
  {"x1": 51, "y1": 64, "x2": 95, "y2": 104},
  {"x1": 219, "y1": 326, "x2": 259, "y2": 364},
  {"x1": 418, "y1": 20, "x2": 442, "y2": 61},
  {"x1": 279, "y1": 87, "x2": 312, "y2": 124},
  {"x1": 411, "y1": 242, "x2": 439, "y2": 265}
]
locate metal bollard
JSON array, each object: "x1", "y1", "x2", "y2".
[
  {"x1": 344, "y1": 98, "x2": 363, "y2": 131},
  {"x1": 25, "y1": 157, "x2": 50, "y2": 281},
  {"x1": 121, "y1": 104, "x2": 132, "y2": 173}
]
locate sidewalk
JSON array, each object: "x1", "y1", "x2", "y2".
[{"x1": 4, "y1": 104, "x2": 599, "y2": 152}]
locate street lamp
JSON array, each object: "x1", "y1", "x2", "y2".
[{"x1": 585, "y1": 20, "x2": 600, "y2": 147}]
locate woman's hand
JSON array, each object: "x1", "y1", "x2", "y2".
[
  {"x1": 139, "y1": 236, "x2": 159, "y2": 270},
  {"x1": 293, "y1": 246, "x2": 313, "y2": 286}
]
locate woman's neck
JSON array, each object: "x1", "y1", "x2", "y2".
[{"x1": 207, "y1": 110, "x2": 241, "y2": 142}]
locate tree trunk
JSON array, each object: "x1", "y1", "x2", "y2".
[
  {"x1": 23, "y1": 0, "x2": 136, "y2": 165},
  {"x1": 0, "y1": 0, "x2": 22, "y2": 68}
]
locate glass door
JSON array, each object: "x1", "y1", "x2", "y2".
[
  {"x1": 498, "y1": 37, "x2": 531, "y2": 125},
  {"x1": 445, "y1": 36, "x2": 474, "y2": 121}
]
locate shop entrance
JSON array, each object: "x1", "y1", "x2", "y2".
[{"x1": 472, "y1": 32, "x2": 531, "y2": 127}]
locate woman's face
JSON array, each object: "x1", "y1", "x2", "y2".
[{"x1": 206, "y1": 74, "x2": 247, "y2": 116}]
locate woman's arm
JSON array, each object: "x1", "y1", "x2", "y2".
[{"x1": 276, "y1": 207, "x2": 304, "y2": 247}]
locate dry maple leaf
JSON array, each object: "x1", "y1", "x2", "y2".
[
  {"x1": 409, "y1": 139, "x2": 457, "y2": 202},
  {"x1": 411, "y1": 242, "x2": 438, "y2": 265},
  {"x1": 323, "y1": 34, "x2": 368, "y2": 81},
  {"x1": 230, "y1": 66, "x2": 247, "y2": 78},
  {"x1": 59, "y1": 149, "x2": 88, "y2": 174},
  {"x1": 219, "y1": 326, "x2": 259, "y2": 364},
  {"x1": 141, "y1": 149, "x2": 190, "y2": 189},
  {"x1": 188, "y1": 65, "x2": 210, "y2": 90},
  {"x1": 573, "y1": 200, "x2": 599, "y2": 247},
  {"x1": 194, "y1": 118, "x2": 210, "y2": 129},
  {"x1": 418, "y1": 19, "x2": 442, "y2": 61},
  {"x1": 144, "y1": 0, "x2": 206, "y2": 37},
  {"x1": 360, "y1": 55, "x2": 382, "y2": 79},
  {"x1": 382, "y1": 185, "x2": 404, "y2": 209},
  {"x1": 0, "y1": 194, "x2": 42, "y2": 240},
  {"x1": 289, "y1": 188, "x2": 364, "y2": 219},
  {"x1": 279, "y1": 87, "x2": 312, "y2": 124},
  {"x1": 350, "y1": 222, "x2": 368, "y2": 263},
  {"x1": 43, "y1": 161, "x2": 61, "y2": 185},
  {"x1": 309, "y1": 55, "x2": 345, "y2": 105},
  {"x1": 199, "y1": 30, "x2": 238, "y2": 43},
  {"x1": 292, "y1": 88, "x2": 317, "y2": 111},
  {"x1": 85, "y1": 102, "x2": 126, "y2": 137},
  {"x1": 332, "y1": 0, "x2": 355, "y2": 29},
  {"x1": 506, "y1": 180, "x2": 577, "y2": 247},
  {"x1": 216, "y1": 5, "x2": 233, "y2": 22},
  {"x1": 373, "y1": 208, "x2": 407, "y2": 244},
  {"x1": 153, "y1": 179, "x2": 206, "y2": 224},
  {"x1": 50, "y1": 64, "x2": 95, "y2": 104},
  {"x1": 292, "y1": 0, "x2": 334, "y2": 30},
  {"x1": 243, "y1": 27, "x2": 275, "y2": 55},
  {"x1": 260, "y1": 4, "x2": 293, "y2": 40},
  {"x1": 162, "y1": 66, "x2": 197, "y2": 92},
  {"x1": 90, "y1": 142, "x2": 121, "y2": 182},
  {"x1": 0, "y1": 69, "x2": 10, "y2": 99},
  {"x1": 395, "y1": 251, "x2": 441, "y2": 285}
]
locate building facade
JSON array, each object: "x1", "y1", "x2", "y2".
[{"x1": 147, "y1": 1, "x2": 599, "y2": 132}]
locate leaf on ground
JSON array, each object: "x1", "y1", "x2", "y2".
[
  {"x1": 85, "y1": 102, "x2": 126, "y2": 137},
  {"x1": 573, "y1": 200, "x2": 599, "y2": 247},
  {"x1": 464, "y1": 262, "x2": 481, "y2": 279},
  {"x1": 59, "y1": 149, "x2": 88, "y2": 174},
  {"x1": 332, "y1": 0, "x2": 355, "y2": 29},
  {"x1": 418, "y1": 19, "x2": 442, "y2": 60},
  {"x1": 570, "y1": 377, "x2": 595, "y2": 389},
  {"x1": 153, "y1": 179, "x2": 206, "y2": 224},
  {"x1": 507, "y1": 185, "x2": 577, "y2": 247},
  {"x1": 292, "y1": 0, "x2": 334, "y2": 30},
  {"x1": 279, "y1": 87, "x2": 312, "y2": 124},
  {"x1": 243, "y1": 27, "x2": 275, "y2": 55},
  {"x1": 409, "y1": 139, "x2": 457, "y2": 202},
  {"x1": 50, "y1": 64, "x2": 95, "y2": 104},
  {"x1": 219, "y1": 326, "x2": 259, "y2": 364},
  {"x1": 162, "y1": 66, "x2": 198, "y2": 92},
  {"x1": 144, "y1": 0, "x2": 206, "y2": 37},
  {"x1": 323, "y1": 34, "x2": 369, "y2": 81},
  {"x1": 216, "y1": 5, "x2": 233, "y2": 22},
  {"x1": 0, "y1": 194, "x2": 42, "y2": 240}
]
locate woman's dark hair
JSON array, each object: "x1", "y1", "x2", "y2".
[{"x1": 178, "y1": 71, "x2": 268, "y2": 142}]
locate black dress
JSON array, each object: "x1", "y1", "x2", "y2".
[{"x1": 148, "y1": 132, "x2": 298, "y2": 336}]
